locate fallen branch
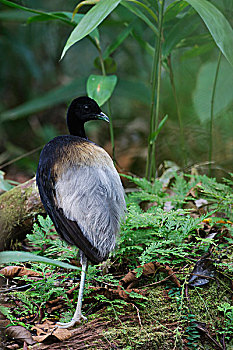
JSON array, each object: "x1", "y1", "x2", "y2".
[{"x1": 0, "y1": 177, "x2": 44, "y2": 251}]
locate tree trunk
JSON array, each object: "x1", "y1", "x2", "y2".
[{"x1": 0, "y1": 178, "x2": 44, "y2": 251}]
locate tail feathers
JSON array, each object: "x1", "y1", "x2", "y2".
[{"x1": 52, "y1": 208, "x2": 106, "y2": 264}]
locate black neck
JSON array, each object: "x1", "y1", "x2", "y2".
[{"x1": 67, "y1": 114, "x2": 87, "y2": 139}]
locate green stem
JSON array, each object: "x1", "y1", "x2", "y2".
[
  {"x1": 209, "y1": 52, "x2": 221, "y2": 176},
  {"x1": 96, "y1": 40, "x2": 116, "y2": 163},
  {"x1": 145, "y1": 0, "x2": 165, "y2": 181},
  {"x1": 150, "y1": 45, "x2": 162, "y2": 179},
  {"x1": 145, "y1": 37, "x2": 157, "y2": 180},
  {"x1": 168, "y1": 54, "x2": 187, "y2": 167}
]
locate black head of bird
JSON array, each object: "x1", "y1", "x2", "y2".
[
  {"x1": 36, "y1": 96, "x2": 126, "y2": 328},
  {"x1": 66, "y1": 96, "x2": 109, "y2": 137}
]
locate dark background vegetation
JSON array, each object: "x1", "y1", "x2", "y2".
[{"x1": 0, "y1": 0, "x2": 233, "y2": 182}]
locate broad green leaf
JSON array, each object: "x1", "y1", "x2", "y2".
[
  {"x1": 185, "y1": 0, "x2": 233, "y2": 68},
  {"x1": 63, "y1": 12, "x2": 100, "y2": 42},
  {"x1": 87, "y1": 75, "x2": 117, "y2": 106},
  {"x1": 163, "y1": 14, "x2": 199, "y2": 57},
  {"x1": 193, "y1": 58, "x2": 233, "y2": 123},
  {"x1": 164, "y1": 0, "x2": 189, "y2": 23},
  {"x1": 0, "y1": 78, "x2": 86, "y2": 121},
  {"x1": 61, "y1": 0, "x2": 122, "y2": 59},
  {"x1": 103, "y1": 20, "x2": 136, "y2": 59},
  {"x1": 0, "y1": 251, "x2": 80, "y2": 270},
  {"x1": 150, "y1": 115, "x2": 168, "y2": 144},
  {"x1": 121, "y1": 0, "x2": 158, "y2": 35}
]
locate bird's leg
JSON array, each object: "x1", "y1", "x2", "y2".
[{"x1": 56, "y1": 256, "x2": 88, "y2": 328}]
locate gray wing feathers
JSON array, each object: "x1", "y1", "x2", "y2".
[{"x1": 55, "y1": 165, "x2": 126, "y2": 260}]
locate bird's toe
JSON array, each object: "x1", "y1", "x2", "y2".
[{"x1": 56, "y1": 314, "x2": 87, "y2": 329}]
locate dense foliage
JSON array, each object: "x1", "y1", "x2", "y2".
[{"x1": 0, "y1": 0, "x2": 232, "y2": 178}]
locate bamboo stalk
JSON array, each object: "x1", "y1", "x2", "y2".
[
  {"x1": 209, "y1": 52, "x2": 222, "y2": 176},
  {"x1": 145, "y1": 0, "x2": 165, "y2": 181}
]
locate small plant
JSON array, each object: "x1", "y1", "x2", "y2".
[
  {"x1": 184, "y1": 314, "x2": 200, "y2": 349},
  {"x1": 94, "y1": 294, "x2": 128, "y2": 320},
  {"x1": 27, "y1": 215, "x2": 78, "y2": 262},
  {"x1": 0, "y1": 306, "x2": 15, "y2": 325},
  {"x1": 217, "y1": 303, "x2": 233, "y2": 340},
  {"x1": 7, "y1": 264, "x2": 75, "y2": 326}
]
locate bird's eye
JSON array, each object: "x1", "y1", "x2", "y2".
[{"x1": 84, "y1": 105, "x2": 90, "y2": 112}]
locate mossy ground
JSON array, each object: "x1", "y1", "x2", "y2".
[{"x1": 85, "y1": 272, "x2": 233, "y2": 350}]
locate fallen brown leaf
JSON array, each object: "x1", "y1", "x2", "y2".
[
  {"x1": 0, "y1": 266, "x2": 41, "y2": 278},
  {"x1": 203, "y1": 218, "x2": 232, "y2": 225},
  {"x1": 5, "y1": 325, "x2": 35, "y2": 345},
  {"x1": 186, "y1": 182, "x2": 202, "y2": 198},
  {"x1": 32, "y1": 320, "x2": 72, "y2": 343},
  {"x1": 86, "y1": 285, "x2": 146, "y2": 301},
  {"x1": 119, "y1": 261, "x2": 181, "y2": 291}
]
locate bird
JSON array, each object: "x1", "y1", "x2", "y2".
[{"x1": 36, "y1": 96, "x2": 126, "y2": 328}]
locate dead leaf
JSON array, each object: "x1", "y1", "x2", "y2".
[
  {"x1": 186, "y1": 182, "x2": 202, "y2": 198},
  {"x1": 33, "y1": 330, "x2": 71, "y2": 343},
  {"x1": 188, "y1": 256, "x2": 216, "y2": 287},
  {"x1": 5, "y1": 325, "x2": 35, "y2": 345},
  {"x1": 119, "y1": 261, "x2": 180, "y2": 290},
  {"x1": 32, "y1": 319, "x2": 55, "y2": 334},
  {"x1": 33, "y1": 328, "x2": 72, "y2": 343},
  {"x1": 0, "y1": 266, "x2": 41, "y2": 278},
  {"x1": 195, "y1": 198, "x2": 208, "y2": 208},
  {"x1": 85, "y1": 285, "x2": 146, "y2": 301},
  {"x1": 203, "y1": 218, "x2": 233, "y2": 225},
  {"x1": 4, "y1": 344, "x2": 20, "y2": 350},
  {"x1": 32, "y1": 320, "x2": 72, "y2": 343}
]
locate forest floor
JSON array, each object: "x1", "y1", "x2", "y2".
[{"x1": 0, "y1": 172, "x2": 233, "y2": 350}]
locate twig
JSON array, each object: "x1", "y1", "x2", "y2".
[
  {"x1": 0, "y1": 284, "x2": 32, "y2": 292},
  {"x1": 222, "y1": 334, "x2": 226, "y2": 350},
  {"x1": 140, "y1": 271, "x2": 177, "y2": 288},
  {"x1": 0, "y1": 145, "x2": 43, "y2": 170},
  {"x1": 178, "y1": 272, "x2": 216, "y2": 280},
  {"x1": 130, "y1": 303, "x2": 142, "y2": 328}
]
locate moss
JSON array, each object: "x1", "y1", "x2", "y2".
[
  {"x1": 88, "y1": 277, "x2": 232, "y2": 349},
  {"x1": 0, "y1": 180, "x2": 43, "y2": 249}
]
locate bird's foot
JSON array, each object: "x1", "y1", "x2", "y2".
[{"x1": 56, "y1": 314, "x2": 87, "y2": 329}]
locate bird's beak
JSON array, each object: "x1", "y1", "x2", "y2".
[{"x1": 97, "y1": 112, "x2": 110, "y2": 123}]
